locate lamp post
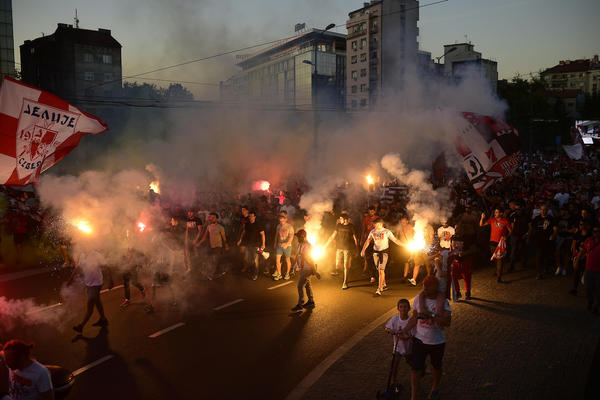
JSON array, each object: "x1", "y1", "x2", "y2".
[{"x1": 436, "y1": 46, "x2": 457, "y2": 63}]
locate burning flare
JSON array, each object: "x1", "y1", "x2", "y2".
[
  {"x1": 408, "y1": 225, "x2": 426, "y2": 253},
  {"x1": 366, "y1": 174, "x2": 374, "y2": 185},
  {"x1": 137, "y1": 222, "x2": 146, "y2": 232},
  {"x1": 252, "y1": 180, "x2": 271, "y2": 191},
  {"x1": 75, "y1": 220, "x2": 92, "y2": 234},
  {"x1": 306, "y1": 231, "x2": 325, "y2": 260},
  {"x1": 149, "y1": 181, "x2": 160, "y2": 194}
]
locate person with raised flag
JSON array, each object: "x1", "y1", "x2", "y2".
[{"x1": 0, "y1": 77, "x2": 107, "y2": 186}]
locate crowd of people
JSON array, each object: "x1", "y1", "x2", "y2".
[{"x1": 1, "y1": 148, "x2": 600, "y2": 399}]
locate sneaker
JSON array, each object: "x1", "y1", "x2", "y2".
[
  {"x1": 284, "y1": 273, "x2": 290, "y2": 280},
  {"x1": 273, "y1": 273, "x2": 282, "y2": 281},
  {"x1": 370, "y1": 277, "x2": 376, "y2": 283},
  {"x1": 73, "y1": 324, "x2": 83, "y2": 333},
  {"x1": 562, "y1": 269, "x2": 567, "y2": 276},
  {"x1": 497, "y1": 276, "x2": 502, "y2": 283},
  {"x1": 456, "y1": 291, "x2": 462, "y2": 300},
  {"x1": 120, "y1": 299, "x2": 130, "y2": 308},
  {"x1": 92, "y1": 318, "x2": 108, "y2": 327},
  {"x1": 375, "y1": 289, "x2": 382, "y2": 296},
  {"x1": 465, "y1": 292, "x2": 471, "y2": 300},
  {"x1": 554, "y1": 266, "x2": 561, "y2": 276},
  {"x1": 291, "y1": 304, "x2": 303, "y2": 312},
  {"x1": 252, "y1": 274, "x2": 258, "y2": 281},
  {"x1": 144, "y1": 304, "x2": 155, "y2": 313},
  {"x1": 331, "y1": 271, "x2": 340, "y2": 276},
  {"x1": 302, "y1": 300, "x2": 315, "y2": 309},
  {"x1": 382, "y1": 285, "x2": 389, "y2": 291},
  {"x1": 408, "y1": 278, "x2": 417, "y2": 286},
  {"x1": 263, "y1": 270, "x2": 271, "y2": 276},
  {"x1": 272, "y1": 271, "x2": 279, "y2": 277},
  {"x1": 342, "y1": 283, "x2": 348, "y2": 290}
]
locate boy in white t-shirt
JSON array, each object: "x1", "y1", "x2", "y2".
[
  {"x1": 2, "y1": 340, "x2": 53, "y2": 400},
  {"x1": 361, "y1": 218, "x2": 403, "y2": 295},
  {"x1": 384, "y1": 299, "x2": 415, "y2": 393}
]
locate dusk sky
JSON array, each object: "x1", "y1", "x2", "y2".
[{"x1": 12, "y1": 0, "x2": 600, "y2": 99}]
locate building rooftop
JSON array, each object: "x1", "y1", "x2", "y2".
[
  {"x1": 236, "y1": 29, "x2": 346, "y2": 70},
  {"x1": 23, "y1": 23, "x2": 121, "y2": 48},
  {"x1": 543, "y1": 59, "x2": 592, "y2": 74},
  {"x1": 348, "y1": 1, "x2": 382, "y2": 17}
]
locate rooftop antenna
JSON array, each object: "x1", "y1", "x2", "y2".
[{"x1": 74, "y1": 9, "x2": 79, "y2": 28}]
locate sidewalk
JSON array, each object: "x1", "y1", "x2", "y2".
[{"x1": 300, "y1": 267, "x2": 600, "y2": 400}]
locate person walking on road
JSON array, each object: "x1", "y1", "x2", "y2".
[
  {"x1": 291, "y1": 229, "x2": 321, "y2": 312},
  {"x1": 273, "y1": 212, "x2": 294, "y2": 281},
  {"x1": 324, "y1": 213, "x2": 358, "y2": 289},
  {"x1": 528, "y1": 204, "x2": 557, "y2": 280},
  {"x1": 237, "y1": 210, "x2": 266, "y2": 281},
  {"x1": 360, "y1": 218, "x2": 403, "y2": 296},
  {"x1": 402, "y1": 276, "x2": 451, "y2": 400},
  {"x1": 68, "y1": 249, "x2": 112, "y2": 333},
  {"x1": 480, "y1": 208, "x2": 511, "y2": 282}
]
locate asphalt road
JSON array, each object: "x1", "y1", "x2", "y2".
[{"x1": 0, "y1": 257, "x2": 421, "y2": 399}]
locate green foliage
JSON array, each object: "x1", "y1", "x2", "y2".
[{"x1": 122, "y1": 82, "x2": 194, "y2": 101}]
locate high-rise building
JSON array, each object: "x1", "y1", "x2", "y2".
[
  {"x1": 220, "y1": 29, "x2": 346, "y2": 110},
  {"x1": 20, "y1": 23, "x2": 122, "y2": 100},
  {"x1": 441, "y1": 42, "x2": 498, "y2": 91},
  {"x1": 345, "y1": 0, "x2": 419, "y2": 111},
  {"x1": 0, "y1": 0, "x2": 15, "y2": 78}
]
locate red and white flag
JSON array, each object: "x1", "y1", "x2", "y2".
[
  {"x1": 455, "y1": 112, "x2": 520, "y2": 194},
  {"x1": 0, "y1": 77, "x2": 108, "y2": 186}
]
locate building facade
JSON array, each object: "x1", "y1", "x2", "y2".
[
  {"x1": 345, "y1": 0, "x2": 419, "y2": 111},
  {"x1": 541, "y1": 56, "x2": 600, "y2": 97},
  {"x1": 0, "y1": 0, "x2": 15, "y2": 78},
  {"x1": 441, "y1": 42, "x2": 498, "y2": 91},
  {"x1": 220, "y1": 29, "x2": 346, "y2": 110},
  {"x1": 20, "y1": 23, "x2": 122, "y2": 100}
]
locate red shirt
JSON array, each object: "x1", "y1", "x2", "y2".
[
  {"x1": 584, "y1": 237, "x2": 600, "y2": 272},
  {"x1": 486, "y1": 217, "x2": 510, "y2": 243}
]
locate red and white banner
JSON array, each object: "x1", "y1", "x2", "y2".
[
  {"x1": 455, "y1": 112, "x2": 520, "y2": 194},
  {"x1": 0, "y1": 77, "x2": 108, "y2": 186}
]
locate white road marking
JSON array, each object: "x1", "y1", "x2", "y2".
[
  {"x1": 267, "y1": 281, "x2": 293, "y2": 290},
  {"x1": 100, "y1": 284, "x2": 124, "y2": 294},
  {"x1": 148, "y1": 322, "x2": 186, "y2": 338},
  {"x1": 27, "y1": 303, "x2": 62, "y2": 314},
  {"x1": 72, "y1": 355, "x2": 115, "y2": 376},
  {"x1": 284, "y1": 307, "x2": 398, "y2": 400},
  {"x1": 213, "y1": 298, "x2": 244, "y2": 311}
]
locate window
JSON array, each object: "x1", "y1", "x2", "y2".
[
  {"x1": 360, "y1": 53, "x2": 367, "y2": 62},
  {"x1": 30, "y1": 48, "x2": 35, "y2": 54},
  {"x1": 360, "y1": 83, "x2": 367, "y2": 92},
  {"x1": 360, "y1": 68, "x2": 367, "y2": 77},
  {"x1": 360, "y1": 99, "x2": 367, "y2": 107},
  {"x1": 351, "y1": 55, "x2": 357, "y2": 64},
  {"x1": 104, "y1": 73, "x2": 113, "y2": 82},
  {"x1": 83, "y1": 53, "x2": 93, "y2": 63},
  {"x1": 102, "y1": 54, "x2": 112, "y2": 64},
  {"x1": 360, "y1": 38, "x2": 367, "y2": 49},
  {"x1": 84, "y1": 72, "x2": 94, "y2": 81},
  {"x1": 351, "y1": 41, "x2": 357, "y2": 51},
  {"x1": 351, "y1": 100, "x2": 357, "y2": 109},
  {"x1": 371, "y1": 51, "x2": 378, "y2": 59},
  {"x1": 351, "y1": 70, "x2": 358, "y2": 80},
  {"x1": 351, "y1": 85, "x2": 357, "y2": 93}
]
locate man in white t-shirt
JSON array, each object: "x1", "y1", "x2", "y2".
[
  {"x1": 403, "y1": 276, "x2": 451, "y2": 400},
  {"x1": 68, "y1": 249, "x2": 112, "y2": 333},
  {"x1": 554, "y1": 190, "x2": 569, "y2": 209},
  {"x1": 197, "y1": 213, "x2": 229, "y2": 279},
  {"x1": 437, "y1": 219, "x2": 455, "y2": 294},
  {"x1": 2, "y1": 340, "x2": 53, "y2": 400},
  {"x1": 360, "y1": 218, "x2": 402, "y2": 296}
]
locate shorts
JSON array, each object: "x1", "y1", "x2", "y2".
[
  {"x1": 336, "y1": 249, "x2": 350, "y2": 266},
  {"x1": 395, "y1": 352, "x2": 415, "y2": 369},
  {"x1": 276, "y1": 245, "x2": 292, "y2": 258},
  {"x1": 411, "y1": 337, "x2": 446, "y2": 371},
  {"x1": 413, "y1": 252, "x2": 428, "y2": 266},
  {"x1": 373, "y1": 250, "x2": 389, "y2": 271},
  {"x1": 86, "y1": 285, "x2": 102, "y2": 301}
]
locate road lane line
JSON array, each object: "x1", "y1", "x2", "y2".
[
  {"x1": 213, "y1": 298, "x2": 244, "y2": 311},
  {"x1": 72, "y1": 355, "x2": 114, "y2": 376},
  {"x1": 267, "y1": 281, "x2": 293, "y2": 290},
  {"x1": 148, "y1": 322, "x2": 186, "y2": 338},
  {"x1": 284, "y1": 307, "x2": 397, "y2": 400},
  {"x1": 27, "y1": 303, "x2": 62, "y2": 314},
  {"x1": 100, "y1": 284, "x2": 124, "y2": 294}
]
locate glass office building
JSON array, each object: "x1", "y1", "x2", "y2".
[{"x1": 221, "y1": 29, "x2": 346, "y2": 110}]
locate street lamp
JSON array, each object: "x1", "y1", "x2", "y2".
[{"x1": 436, "y1": 46, "x2": 457, "y2": 63}]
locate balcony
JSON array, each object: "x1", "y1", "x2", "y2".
[
  {"x1": 370, "y1": 26, "x2": 378, "y2": 34},
  {"x1": 347, "y1": 29, "x2": 367, "y2": 39}
]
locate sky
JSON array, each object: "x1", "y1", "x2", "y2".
[{"x1": 11, "y1": 0, "x2": 600, "y2": 100}]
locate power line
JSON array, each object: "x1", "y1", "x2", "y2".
[{"x1": 89, "y1": 0, "x2": 449, "y2": 90}]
